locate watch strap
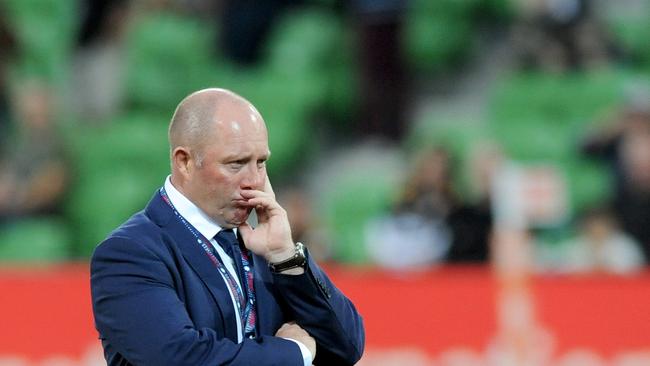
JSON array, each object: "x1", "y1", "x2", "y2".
[{"x1": 269, "y1": 242, "x2": 306, "y2": 273}]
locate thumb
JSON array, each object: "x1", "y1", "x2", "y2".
[{"x1": 239, "y1": 222, "x2": 265, "y2": 254}]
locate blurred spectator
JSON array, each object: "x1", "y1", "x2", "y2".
[
  {"x1": 70, "y1": 0, "x2": 132, "y2": 122},
  {"x1": 364, "y1": 147, "x2": 455, "y2": 269},
  {"x1": 0, "y1": 82, "x2": 69, "y2": 222},
  {"x1": 350, "y1": 0, "x2": 409, "y2": 141},
  {"x1": 446, "y1": 142, "x2": 503, "y2": 263},
  {"x1": 219, "y1": 0, "x2": 303, "y2": 65},
  {"x1": 581, "y1": 90, "x2": 650, "y2": 262},
  {"x1": 511, "y1": 0, "x2": 618, "y2": 73},
  {"x1": 555, "y1": 206, "x2": 644, "y2": 274},
  {"x1": 396, "y1": 147, "x2": 456, "y2": 219},
  {"x1": 365, "y1": 145, "x2": 500, "y2": 268},
  {"x1": 279, "y1": 186, "x2": 332, "y2": 262},
  {"x1": 0, "y1": 5, "x2": 18, "y2": 150}
]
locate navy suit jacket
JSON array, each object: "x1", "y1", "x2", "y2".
[{"x1": 90, "y1": 191, "x2": 365, "y2": 365}]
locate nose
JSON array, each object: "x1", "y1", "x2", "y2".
[{"x1": 240, "y1": 163, "x2": 265, "y2": 190}]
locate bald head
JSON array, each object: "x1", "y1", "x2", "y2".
[
  {"x1": 168, "y1": 88, "x2": 266, "y2": 164},
  {"x1": 168, "y1": 88, "x2": 271, "y2": 227}
]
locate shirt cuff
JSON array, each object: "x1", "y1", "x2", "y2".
[{"x1": 282, "y1": 338, "x2": 314, "y2": 366}]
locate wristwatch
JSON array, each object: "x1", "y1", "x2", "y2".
[{"x1": 268, "y1": 242, "x2": 307, "y2": 273}]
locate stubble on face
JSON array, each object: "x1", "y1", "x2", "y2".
[{"x1": 193, "y1": 114, "x2": 269, "y2": 228}]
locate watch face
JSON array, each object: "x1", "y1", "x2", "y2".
[{"x1": 296, "y1": 242, "x2": 305, "y2": 256}]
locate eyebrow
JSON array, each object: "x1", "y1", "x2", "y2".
[{"x1": 222, "y1": 150, "x2": 271, "y2": 162}]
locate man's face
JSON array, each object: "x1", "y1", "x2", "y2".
[{"x1": 186, "y1": 116, "x2": 270, "y2": 228}]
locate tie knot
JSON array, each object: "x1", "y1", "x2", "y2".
[{"x1": 215, "y1": 229, "x2": 239, "y2": 258}]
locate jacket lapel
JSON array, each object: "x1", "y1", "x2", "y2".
[{"x1": 145, "y1": 191, "x2": 240, "y2": 341}]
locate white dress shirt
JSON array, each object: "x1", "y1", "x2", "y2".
[{"x1": 164, "y1": 177, "x2": 312, "y2": 365}]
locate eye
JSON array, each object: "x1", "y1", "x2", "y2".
[
  {"x1": 257, "y1": 159, "x2": 267, "y2": 168},
  {"x1": 228, "y1": 160, "x2": 245, "y2": 169}
]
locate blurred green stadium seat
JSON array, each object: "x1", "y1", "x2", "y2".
[
  {"x1": 491, "y1": 117, "x2": 572, "y2": 162},
  {"x1": 561, "y1": 159, "x2": 612, "y2": 213},
  {"x1": 406, "y1": 113, "x2": 485, "y2": 157},
  {"x1": 124, "y1": 12, "x2": 219, "y2": 114},
  {"x1": 607, "y1": 10, "x2": 650, "y2": 70},
  {"x1": 404, "y1": 0, "x2": 478, "y2": 73},
  {"x1": 3, "y1": 0, "x2": 75, "y2": 83},
  {"x1": 487, "y1": 71, "x2": 629, "y2": 213},
  {"x1": 320, "y1": 45, "x2": 358, "y2": 126},
  {"x1": 266, "y1": 8, "x2": 340, "y2": 80},
  {"x1": 488, "y1": 72, "x2": 625, "y2": 129},
  {"x1": 66, "y1": 167, "x2": 158, "y2": 258},
  {"x1": 65, "y1": 113, "x2": 169, "y2": 174},
  {"x1": 319, "y1": 162, "x2": 399, "y2": 264},
  {"x1": 0, "y1": 218, "x2": 70, "y2": 262},
  {"x1": 265, "y1": 7, "x2": 356, "y2": 132},
  {"x1": 63, "y1": 113, "x2": 169, "y2": 257}
]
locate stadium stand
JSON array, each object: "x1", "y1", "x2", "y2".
[{"x1": 0, "y1": 0, "x2": 648, "y2": 267}]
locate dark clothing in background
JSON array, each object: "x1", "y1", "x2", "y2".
[
  {"x1": 0, "y1": 7, "x2": 17, "y2": 150},
  {"x1": 446, "y1": 203, "x2": 492, "y2": 263},
  {"x1": 351, "y1": 0, "x2": 408, "y2": 141},
  {"x1": 582, "y1": 136, "x2": 650, "y2": 261},
  {"x1": 219, "y1": 0, "x2": 303, "y2": 65}
]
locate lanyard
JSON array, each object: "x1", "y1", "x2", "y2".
[{"x1": 159, "y1": 188, "x2": 257, "y2": 337}]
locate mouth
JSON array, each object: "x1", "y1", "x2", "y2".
[{"x1": 232, "y1": 198, "x2": 249, "y2": 207}]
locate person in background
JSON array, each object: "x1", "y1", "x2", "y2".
[
  {"x1": 218, "y1": 0, "x2": 303, "y2": 65},
  {"x1": 446, "y1": 142, "x2": 503, "y2": 263},
  {"x1": 90, "y1": 88, "x2": 364, "y2": 366},
  {"x1": 581, "y1": 91, "x2": 650, "y2": 262},
  {"x1": 350, "y1": 0, "x2": 409, "y2": 141},
  {"x1": 558, "y1": 206, "x2": 644, "y2": 274},
  {"x1": 0, "y1": 82, "x2": 69, "y2": 222},
  {"x1": 70, "y1": 0, "x2": 132, "y2": 122},
  {"x1": 364, "y1": 147, "x2": 455, "y2": 269},
  {"x1": 511, "y1": 0, "x2": 618, "y2": 73},
  {"x1": 0, "y1": 5, "x2": 18, "y2": 150}
]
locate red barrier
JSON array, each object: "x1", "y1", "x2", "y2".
[
  {"x1": 533, "y1": 274, "x2": 650, "y2": 357},
  {"x1": 1, "y1": 264, "x2": 649, "y2": 365},
  {"x1": 328, "y1": 266, "x2": 497, "y2": 354}
]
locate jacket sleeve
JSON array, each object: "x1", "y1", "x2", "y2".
[
  {"x1": 91, "y1": 236, "x2": 303, "y2": 366},
  {"x1": 272, "y1": 252, "x2": 365, "y2": 365}
]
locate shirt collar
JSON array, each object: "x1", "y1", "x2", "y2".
[{"x1": 164, "y1": 175, "x2": 225, "y2": 240}]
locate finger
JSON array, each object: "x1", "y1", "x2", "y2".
[
  {"x1": 238, "y1": 222, "x2": 267, "y2": 253},
  {"x1": 256, "y1": 205, "x2": 269, "y2": 223},
  {"x1": 279, "y1": 321, "x2": 295, "y2": 329},
  {"x1": 241, "y1": 196, "x2": 280, "y2": 209},
  {"x1": 240, "y1": 189, "x2": 273, "y2": 200},
  {"x1": 264, "y1": 176, "x2": 276, "y2": 199},
  {"x1": 241, "y1": 197, "x2": 285, "y2": 220}
]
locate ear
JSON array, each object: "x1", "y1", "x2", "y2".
[{"x1": 171, "y1": 146, "x2": 193, "y2": 177}]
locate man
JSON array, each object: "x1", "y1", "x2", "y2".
[{"x1": 90, "y1": 88, "x2": 365, "y2": 365}]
